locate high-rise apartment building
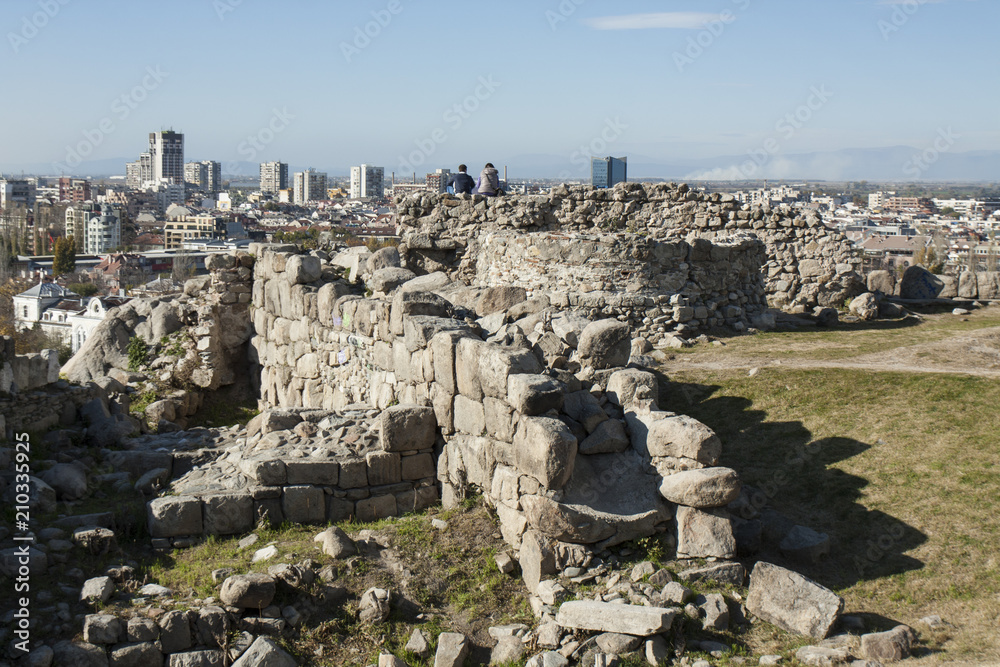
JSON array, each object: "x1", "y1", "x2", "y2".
[
  {"x1": 426, "y1": 169, "x2": 451, "y2": 194},
  {"x1": 126, "y1": 152, "x2": 154, "y2": 190},
  {"x1": 350, "y1": 164, "x2": 385, "y2": 199},
  {"x1": 260, "y1": 161, "x2": 289, "y2": 194},
  {"x1": 185, "y1": 162, "x2": 207, "y2": 190},
  {"x1": 149, "y1": 130, "x2": 184, "y2": 184},
  {"x1": 591, "y1": 157, "x2": 627, "y2": 189},
  {"x1": 293, "y1": 169, "x2": 328, "y2": 205},
  {"x1": 204, "y1": 161, "x2": 221, "y2": 193},
  {"x1": 184, "y1": 161, "x2": 222, "y2": 193}
]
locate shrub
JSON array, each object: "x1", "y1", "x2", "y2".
[{"x1": 127, "y1": 336, "x2": 148, "y2": 371}]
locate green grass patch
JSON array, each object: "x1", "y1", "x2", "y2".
[{"x1": 664, "y1": 363, "x2": 1000, "y2": 660}]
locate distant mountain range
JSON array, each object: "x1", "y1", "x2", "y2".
[{"x1": 5, "y1": 147, "x2": 1000, "y2": 183}]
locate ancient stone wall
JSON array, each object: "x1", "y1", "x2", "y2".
[
  {"x1": 248, "y1": 245, "x2": 742, "y2": 573},
  {"x1": 472, "y1": 232, "x2": 769, "y2": 337},
  {"x1": 395, "y1": 182, "x2": 864, "y2": 310},
  {"x1": 0, "y1": 336, "x2": 60, "y2": 394}
]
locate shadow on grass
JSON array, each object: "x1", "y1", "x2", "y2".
[{"x1": 660, "y1": 378, "x2": 927, "y2": 594}]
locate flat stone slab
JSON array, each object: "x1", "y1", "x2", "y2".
[
  {"x1": 555, "y1": 600, "x2": 678, "y2": 636},
  {"x1": 746, "y1": 561, "x2": 844, "y2": 639}
]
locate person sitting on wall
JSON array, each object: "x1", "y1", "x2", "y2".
[
  {"x1": 447, "y1": 164, "x2": 476, "y2": 195},
  {"x1": 475, "y1": 163, "x2": 500, "y2": 197}
]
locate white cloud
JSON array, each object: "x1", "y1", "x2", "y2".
[{"x1": 584, "y1": 12, "x2": 726, "y2": 30}]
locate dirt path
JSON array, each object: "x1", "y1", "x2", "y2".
[{"x1": 666, "y1": 324, "x2": 1000, "y2": 378}]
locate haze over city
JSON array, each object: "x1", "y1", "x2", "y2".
[{"x1": 2, "y1": 0, "x2": 999, "y2": 181}]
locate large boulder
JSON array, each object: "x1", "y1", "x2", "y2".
[
  {"x1": 219, "y1": 573, "x2": 276, "y2": 609},
  {"x1": 149, "y1": 302, "x2": 182, "y2": 341},
  {"x1": 899, "y1": 265, "x2": 944, "y2": 300},
  {"x1": 577, "y1": 319, "x2": 631, "y2": 369},
  {"x1": 849, "y1": 293, "x2": 880, "y2": 321},
  {"x1": 626, "y1": 412, "x2": 721, "y2": 465},
  {"x1": 39, "y1": 463, "x2": 88, "y2": 501},
  {"x1": 370, "y1": 267, "x2": 416, "y2": 294},
  {"x1": 746, "y1": 561, "x2": 844, "y2": 639},
  {"x1": 675, "y1": 506, "x2": 735, "y2": 559},
  {"x1": 861, "y1": 626, "x2": 914, "y2": 662},
  {"x1": 513, "y1": 416, "x2": 578, "y2": 489},
  {"x1": 658, "y1": 467, "x2": 741, "y2": 508},
  {"x1": 606, "y1": 369, "x2": 659, "y2": 409},
  {"x1": 62, "y1": 304, "x2": 140, "y2": 383},
  {"x1": 285, "y1": 254, "x2": 322, "y2": 285},
  {"x1": 866, "y1": 270, "x2": 897, "y2": 296},
  {"x1": 366, "y1": 245, "x2": 401, "y2": 273}
]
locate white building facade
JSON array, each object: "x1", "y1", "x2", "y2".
[{"x1": 350, "y1": 164, "x2": 384, "y2": 199}]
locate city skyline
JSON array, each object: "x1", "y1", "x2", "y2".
[{"x1": 1, "y1": 0, "x2": 998, "y2": 181}]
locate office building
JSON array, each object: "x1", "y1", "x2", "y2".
[
  {"x1": 591, "y1": 157, "x2": 627, "y2": 188},
  {"x1": 350, "y1": 164, "x2": 385, "y2": 199},
  {"x1": 149, "y1": 130, "x2": 184, "y2": 184},
  {"x1": 293, "y1": 169, "x2": 327, "y2": 205},
  {"x1": 260, "y1": 161, "x2": 289, "y2": 194}
]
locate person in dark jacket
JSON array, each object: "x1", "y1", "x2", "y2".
[
  {"x1": 446, "y1": 164, "x2": 476, "y2": 194},
  {"x1": 475, "y1": 162, "x2": 500, "y2": 196}
]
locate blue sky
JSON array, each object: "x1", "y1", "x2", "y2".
[{"x1": 1, "y1": 0, "x2": 996, "y2": 179}]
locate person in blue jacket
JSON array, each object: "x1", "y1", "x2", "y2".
[{"x1": 446, "y1": 164, "x2": 476, "y2": 195}]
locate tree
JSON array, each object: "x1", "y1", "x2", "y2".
[
  {"x1": 68, "y1": 282, "x2": 99, "y2": 297},
  {"x1": 172, "y1": 248, "x2": 195, "y2": 283},
  {"x1": 913, "y1": 245, "x2": 944, "y2": 274},
  {"x1": 53, "y1": 235, "x2": 77, "y2": 276}
]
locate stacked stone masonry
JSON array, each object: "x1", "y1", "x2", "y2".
[
  {"x1": 247, "y1": 244, "x2": 743, "y2": 577},
  {"x1": 395, "y1": 182, "x2": 865, "y2": 310}
]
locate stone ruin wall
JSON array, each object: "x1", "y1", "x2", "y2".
[
  {"x1": 470, "y1": 233, "x2": 769, "y2": 338},
  {"x1": 247, "y1": 245, "x2": 745, "y2": 582},
  {"x1": 396, "y1": 182, "x2": 865, "y2": 313},
  {"x1": 0, "y1": 337, "x2": 99, "y2": 436}
]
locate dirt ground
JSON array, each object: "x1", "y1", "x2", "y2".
[{"x1": 668, "y1": 311, "x2": 1000, "y2": 379}]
